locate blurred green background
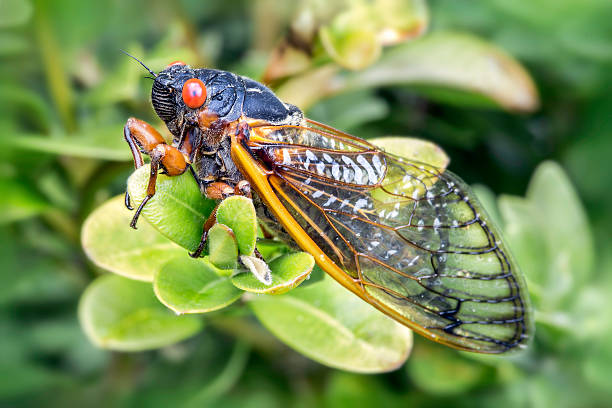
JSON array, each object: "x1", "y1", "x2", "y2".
[{"x1": 1, "y1": 0, "x2": 612, "y2": 407}]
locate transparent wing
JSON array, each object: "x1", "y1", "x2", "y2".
[{"x1": 246, "y1": 119, "x2": 532, "y2": 353}]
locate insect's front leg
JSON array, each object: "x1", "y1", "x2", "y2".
[{"x1": 123, "y1": 117, "x2": 189, "y2": 228}]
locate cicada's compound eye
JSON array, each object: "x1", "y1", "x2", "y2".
[
  {"x1": 151, "y1": 80, "x2": 176, "y2": 122},
  {"x1": 182, "y1": 78, "x2": 207, "y2": 109}
]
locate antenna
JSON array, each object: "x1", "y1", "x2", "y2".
[{"x1": 120, "y1": 49, "x2": 157, "y2": 78}]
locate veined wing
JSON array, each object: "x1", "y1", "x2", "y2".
[{"x1": 236, "y1": 119, "x2": 532, "y2": 353}]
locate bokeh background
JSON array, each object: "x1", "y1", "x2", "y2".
[{"x1": 1, "y1": 0, "x2": 611, "y2": 407}]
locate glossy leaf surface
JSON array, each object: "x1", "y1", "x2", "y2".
[
  {"x1": 127, "y1": 164, "x2": 216, "y2": 252},
  {"x1": 78, "y1": 274, "x2": 202, "y2": 351},
  {"x1": 250, "y1": 276, "x2": 412, "y2": 372},
  {"x1": 82, "y1": 195, "x2": 184, "y2": 282},
  {"x1": 154, "y1": 257, "x2": 243, "y2": 314}
]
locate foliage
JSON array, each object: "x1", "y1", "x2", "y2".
[{"x1": 1, "y1": 0, "x2": 611, "y2": 407}]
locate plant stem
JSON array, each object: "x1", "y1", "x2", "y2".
[{"x1": 33, "y1": 0, "x2": 76, "y2": 133}]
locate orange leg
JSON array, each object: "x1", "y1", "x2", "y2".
[{"x1": 123, "y1": 118, "x2": 188, "y2": 229}]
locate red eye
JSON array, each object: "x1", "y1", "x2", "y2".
[
  {"x1": 182, "y1": 78, "x2": 207, "y2": 109},
  {"x1": 166, "y1": 60, "x2": 186, "y2": 68}
]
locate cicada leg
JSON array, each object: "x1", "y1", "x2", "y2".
[{"x1": 123, "y1": 117, "x2": 188, "y2": 229}]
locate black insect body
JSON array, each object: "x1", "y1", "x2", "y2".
[
  {"x1": 123, "y1": 59, "x2": 533, "y2": 354},
  {"x1": 150, "y1": 65, "x2": 303, "y2": 187}
]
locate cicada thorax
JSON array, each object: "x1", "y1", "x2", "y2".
[{"x1": 186, "y1": 76, "x2": 305, "y2": 194}]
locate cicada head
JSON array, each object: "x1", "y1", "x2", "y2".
[{"x1": 151, "y1": 62, "x2": 244, "y2": 141}]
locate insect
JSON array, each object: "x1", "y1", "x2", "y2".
[{"x1": 123, "y1": 55, "x2": 532, "y2": 354}]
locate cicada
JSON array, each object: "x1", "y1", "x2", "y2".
[{"x1": 123, "y1": 57, "x2": 532, "y2": 354}]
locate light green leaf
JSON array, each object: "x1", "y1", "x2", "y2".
[
  {"x1": 499, "y1": 161, "x2": 593, "y2": 317},
  {"x1": 249, "y1": 275, "x2": 412, "y2": 372},
  {"x1": 215, "y1": 195, "x2": 258, "y2": 256},
  {"x1": 345, "y1": 31, "x2": 539, "y2": 111},
  {"x1": 472, "y1": 183, "x2": 503, "y2": 228},
  {"x1": 127, "y1": 164, "x2": 216, "y2": 252},
  {"x1": 278, "y1": 32, "x2": 539, "y2": 112},
  {"x1": 81, "y1": 195, "x2": 185, "y2": 282},
  {"x1": 526, "y1": 161, "x2": 594, "y2": 286},
  {"x1": 319, "y1": 0, "x2": 427, "y2": 70},
  {"x1": 370, "y1": 136, "x2": 449, "y2": 169},
  {"x1": 232, "y1": 252, "x2": 315, "y2": 295},
  {"x1": 0, "y1": 0, "x2": 32, "y2": 28},
  {"x1": 154, "y1": 257, "x2": 243, "y2": 314},
  {"x1": 320, "y1": 23, "x2": 381, "y2": 71},
  {"x1": 370, "y1": 0, "x2": 428, "y2": 45},
  {"x1": 78, "y1": 274, "x2": 202, "y2": 351},
  {"x1": 0, "y1": 33, "x2": 29, "y2": 56},
  {"x1": 208, "y1": 223, "x2": 239, "y2": 270},
  {"x1": 497, "y1": 195, "x2": 548, "y2": 296}
]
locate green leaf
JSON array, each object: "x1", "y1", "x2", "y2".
[
  {"x1": 254, "y1": 239, "x2": 292, "y2": 260},
  {"x1": 0, "y1": 363, "x2": 62, "y2": 399},
  {"x1": 82, "y1": 195, "x2": 185, "y2": 282},
  {"x1": 0, "y1": 85, "x2": 52, "y2": 131},
  {"x1": 231, "y1": 252, "x2": 315, "y2": 295},
  {"x1": 306, "y1": 90, "x2": 389, "y2": 132},
  {"x1": 368, "y1": 136, "x2": 449, "y2": 204},
  {"x1": 347, "y1": 31, "x2": 539, "y2": 111},
  {"x1": 127, "y1": 164, "x2": 216, "y2": 252},
  {"x1": 320, "y1": 23, "x2": 381, "y2": 71},
  {"x1": 278, "y1": 31, "x2": 539, "y2": 112},
  {"x1": 9, "y1": 126, "x2": 133, "y2": 161},
  {"x1": 85, "y1": 43, "x2": 145, "y2": 106},
  {"x1": 407, "y1": 340, "x2": 493, "y2": 395},
  {"x1": 370, "y1": 136, "x2": 449, "y2": 169},
  {"x1": 249, "y1": 275, "x2": 412, "y2": 372},
  {"x1": 497, "y1": 195, "x2": 548, "y2": 295},
  {"x1": 324, "y1": 371, "x2": 401, "y2": 408},
  {"x1": 208, "y1": 223, "x2": 239, "y2": 270},
  {"x1": 153, "y1": 257, "x2": 243, "y2": 314},
  {"x1": 319, "y1": 0, "x2": 427, "y2": 70},
  {"x1": 0, "y1": 0, "x2": 32, "y2": 28},
  {"x1": 584, "y1": 333, "x2": 612, "y2": 392},
  {"x1": 0, "y1": 33, "x2": 30, "y2": 56},
  {"x1": 78, "y1": 274, "x2": 202, "y2": 351},
  {"x1": 526, "y1": 161, "x2": 594, "y2": 286},
  {"x1": 499, "y1": 161, "x2": 594, "y2": 311},
  {"x1": 215, "y1": 195, "x2": 258, "y2": 256},
  {"x1": 184, "y1": 341, "x2": 250, "y2": 407},
  {"x1": 0, "y1": 177, "x2": 51, "y2": 224},
  {"x1": 472, "y1": 183, "x2": 503, "y2": 228}
]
